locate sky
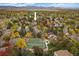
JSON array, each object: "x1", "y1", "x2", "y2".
[
  {"x1": 0, "y1": 3, "x2": 79, "y2": 8},
  {"x1": 0, "y1": 0, "x2": 78, "y2": 3}
]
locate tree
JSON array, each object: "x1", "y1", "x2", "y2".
[
  {"x1": 11, "y1": 30, "x2": 20, "y2": 38},
  {"x1": 70, "y1": 46, "x2": 79, "y2": 56},
  {"x1": 7, "y1": 22, "x2": 13, "y2": 29},
  {"x1": 32, "y1": 46, "x2": 44, "y2": 56},
  {"x1": 15, "y1": 38, "x2": 27, "y2": 56},
  {"x1": 47, "y1": 42, "x2": 56, "y2": 56},
  {"x1": 25, "y1": 32, "x2": 32, "y2": 38},
  {"x1": 0, "y1": 30, "x2": 3, "y2": 37},
  {"x1": 3, "y1": 36, "x2": 11, "y2": 47},
  {"x1": 19, "y1": 26, "x2": 26, "y2": 37},
  {"x1": 15, "y1": 38, "x2": 27, "y2": 49}
]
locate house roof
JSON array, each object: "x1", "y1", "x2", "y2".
[{"x1": 54, "y1": 50, "x2": 73, "y2": 56}]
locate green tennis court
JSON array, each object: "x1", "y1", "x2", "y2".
[{"x1": 27, "y1": 38, "x2": 46, "y2": 49}]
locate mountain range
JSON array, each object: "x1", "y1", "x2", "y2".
[{"x1": 0, "y1": 3, "x2": 79, "y2": 9}]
